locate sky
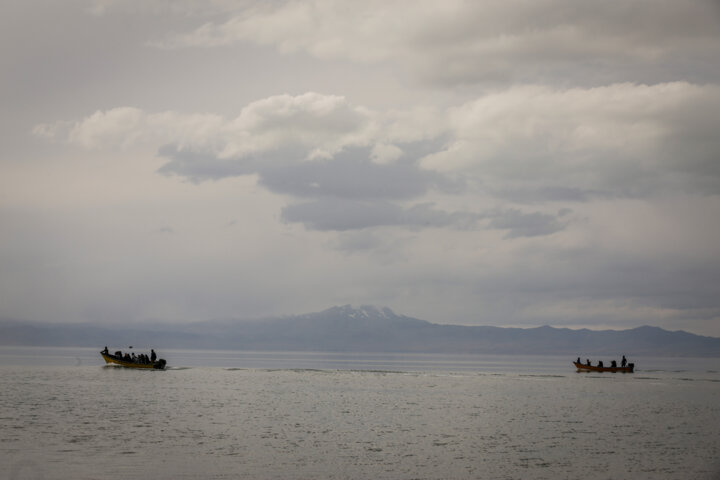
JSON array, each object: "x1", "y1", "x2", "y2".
[{"x1": 2, "y1": 0, "x2": 720, "y2": 336}]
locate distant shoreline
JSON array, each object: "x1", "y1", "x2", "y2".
[{"x1": 2, "y1": 306, "x2": 720, "y2": 358}]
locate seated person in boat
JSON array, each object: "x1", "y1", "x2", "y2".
[
  {"x1": 102, "y1": 346, "x2": 109, "y2": 355},
  {"x1": 598, "y1": 360, "x2": 604, "y2": 368},
  {"x1": 586, "y1": 359, "x2": 591, "y2": 366},
  {"x1": 611, "y1": 360, "x2": 617, "y2": 368}
]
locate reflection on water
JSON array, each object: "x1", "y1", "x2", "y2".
[{"x1": 1, "y1": 348, "x2": 719, "y2": 479}]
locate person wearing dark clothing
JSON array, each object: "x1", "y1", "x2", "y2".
[
  {"x1": 102, "y1": 346, "x2": 109, "y2": 354},
  {"x1": 598, "y1": 360, "x2": 604, "y2": 368},
  {"x1": 151, "y1": 349, "x2": 157, "y2": 362},
  {"x1": 611, "y1": 360, "x2": 617, "y2": 368},
  {"x1": 586, "y1": 359, "x2": 591, "y2": 366},
  {"x1": 621, "y1": 355, "x2": 627, "y2": 367}
]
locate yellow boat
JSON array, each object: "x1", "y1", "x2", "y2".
[
  {"x1": 101, "y1": 350, "x2": 166, "y2": 369},
  {"x1": 573, "y1": 361, "x2": 634, "y2": 373}
]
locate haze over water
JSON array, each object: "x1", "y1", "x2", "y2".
[{"x1": 1, "y1": 348, "x2": 719, "y2": 479}]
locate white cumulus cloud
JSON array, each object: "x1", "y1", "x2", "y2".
[{"x1": 419, "y1": 82, "x2": 720, "y2": 198}]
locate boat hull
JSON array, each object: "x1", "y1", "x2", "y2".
[
  {"x1": 101, "y1": 352, "x2": 166, "y2": 369},
  {"x1": 574, "y1": 361, "x2": 633, "y2": 373}
]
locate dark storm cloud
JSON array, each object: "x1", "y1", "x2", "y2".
[
  {"x1": 158, "y1": 141, "x2": 478, "y2": 232},
  {"x1": 157, "y1": 145, "x2": 256, "y2": 182},
  {"x1": 158, "y1": 141, "x2": 573, "y2": 236},
  {"x1": 281, "y1": 199, "x2": 572, "y2": 237},
  {"x1": 490, "y1": 186, "x2": 607, "y2": 204},
  {"x1": 158, "y1": 141, "x2": 459, "y2": 198},
  {"x1": 258, "y1": 147, "x2": 455, "y2": 200},
  {"x1": 280, "y1": 200, "x2": 481, "y2": 232},
  {"x1": 486, "y1": 208, "x2": 571, "y2": 238}
]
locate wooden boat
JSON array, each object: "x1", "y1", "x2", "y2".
[
  {"x1": 101, "y1": 351, "x2": 166, "y2": 370},
  {"x1": 574, "y1": 361, "x2": 634, "y2": 373}
]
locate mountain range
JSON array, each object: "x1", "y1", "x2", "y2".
[{"x1": 2, "y1": 305, "x2": 720, "y2": 357}]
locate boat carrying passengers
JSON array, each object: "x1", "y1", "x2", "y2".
[
  {"x1": 103, "y1": 346, "x2": 155, "y2": 364},
  {"x1": 576, "y1": 355, "x2": 628, "y2": 368}
]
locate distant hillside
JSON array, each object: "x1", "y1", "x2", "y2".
[{"x1": 2, "y1": 305, "x2": 720, "y2": 356}]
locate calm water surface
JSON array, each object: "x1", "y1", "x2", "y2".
[{"x1": 1, "y1": 347, "x2": 719, "y2": 479}]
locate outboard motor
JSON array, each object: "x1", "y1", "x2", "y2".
[
  {"x1": 154, "y1": 358, "x2": 167, "y2": 370},
  {"x1": 628, "y1": 363, "x2": 634, "y2": 373}
]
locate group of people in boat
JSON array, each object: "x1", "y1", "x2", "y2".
[
  {"x1": 577, "y1": 355, "x2": 628, "y2": 368},
  {"x1": 102, "y1": 346, "x2": 157, "y2": 364}
]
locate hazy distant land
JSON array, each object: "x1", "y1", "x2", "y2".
[{"x1": 2, "y1": 305, "x2": 719, "y2": 357}]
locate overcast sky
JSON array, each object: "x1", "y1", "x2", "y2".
[{"x1": 2, "y1": 0, "x2": 720, "y2": 336}]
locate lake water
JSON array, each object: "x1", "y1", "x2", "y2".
[{"x1": 1, "y1": 347, "x2": 719, "y2": 479}]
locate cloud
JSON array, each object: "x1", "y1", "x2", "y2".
[
  {"x1": 34, "y1": 93, "x2": 375, "y2": 160},
  {"x1": 370, "y1": 143, "x2": 403, "y2": 165},
  {"x1": 34, "y1": 84, "x2": 720, "y2": 236},
  {"x1": 34, "y1": 107, "x2": 225, "y2": 151},
  {"x1": 33, "y1": 91, "x2": 452, "y2": 190},
  {"x1": 281, "y1": 199, "x2": 572, "y2": 236},
  {"x1": 39, "y1": 83, "x2": 718, "y2": 186},
  {"x1": 40, "y1": 83, "x2": 720, "y2": 202},
  {"x1": 257, "y1": 147, "x2": 451, "y2": 200},
  {"x1": 486, "y1": 208, "x2": 571, "y2": 238},
  {"x1": 153, "y1": 0, "x2": 720, "y2": 86},
  {"x1": 86, "y1": 0, "x2": 245, "y2": 17},
  {"x1": 220, "y1": 93, "x2": 375, "y2": 160},
  {"x1": 156, "y1": 145, "x2": 255, "y2": 182},
  {"x1": 420, "y1": 82, "x2": 720, "y2": 199},
  {"x1": 281, "y1": 200, "x2": 482, "y2": 231}
]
